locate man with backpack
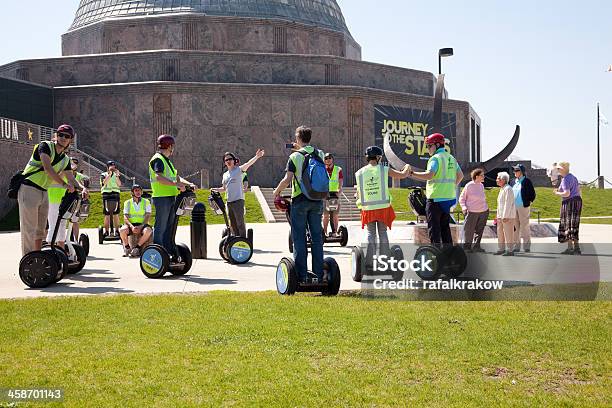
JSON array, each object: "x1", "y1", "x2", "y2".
[{"x1": 273, "y1": 126, "x2": 328, "y2": 283}]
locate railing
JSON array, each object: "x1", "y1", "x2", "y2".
[{"x1": 80, "y1": 145, "x2": 149, "y2": 187}]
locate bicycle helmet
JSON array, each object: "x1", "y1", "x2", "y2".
[{"x1": 274, "y1": 196, "x2": 291, "y2": 212}]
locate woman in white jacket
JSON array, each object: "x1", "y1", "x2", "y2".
[{"x1": 495, "y1": 172, "x2": 516, "y2": 256}]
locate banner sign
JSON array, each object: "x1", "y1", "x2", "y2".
[{"x1": 0, "y1": 117, "x2": 41, "y2": 144}]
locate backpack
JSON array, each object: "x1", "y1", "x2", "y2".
[{"x1": 298, "y1": 149, "x2": 329, "y2": 200}]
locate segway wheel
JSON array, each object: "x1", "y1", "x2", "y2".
[
  {"x1": 351, "y1": 246, "x2": 364, "y2": 283},
  {"x1": 441, "y1": 246, "x2": 468, "y2": 278},
  {"x1": 219, "y1": 237, "x2": 230, "y2": 262},
  {"x1": 19, "y1": 251, "x2": 60, "y2": 288},
  {"x1": 414, "y1": 245, "x2": 443, "y2": 281},
  {"x1": 226, "y1": 237, "x2": 253, "y2": 265},
  {"x1": 276, "y1": 257, "x2": 298, "y2": 295},
  {"x1": 390, "y1": 245, "x2": 404, "y2": 281},
  {"x1": 338, "y1": 225, "x2": 349, "y2": 247},
  {"x1": 140, "y1": 244, "x2": 170, "y2": 279},
  {"x1": 79, "y1": 233, "x2": 90, "y2": 257},
  {"x1": 288, "y1": 231, "x2": 293, "y2": 253},
  {"x1": 171, "y1": 243, "x2": 193, "y2": 276},
  {"x1": 41, "y1": 246, "x2": 68, "y2": 283},
  {"x1": 66, "y1": 243, "x2": 87, "y2": 275},
  {"x1": 322, "y1": 257, "x2": 341, "y2": 296},
  {"x1": 98, "y1": 226, "x2": 104, "y2": 245},
  {"x1": 247, "y1": 228, "x2": 254, "y2": 247}
]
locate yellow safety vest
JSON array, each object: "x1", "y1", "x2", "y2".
[
  {"x1": 100, "y1": 172, "x2": 120, "y2": 193},
  {"x1": 149, "y1": 152, "x2": 178, "y2": 198},
  {"x1": 22, "y1": 141, "x2": 70, "y2": 191},
  {"x1": 425, "y1": 150, "x2": 458, "y2": 200},
  {"x1": 328, "y1": 165, "x2": 342, "y2": 193},
  {"x1": 355, "y1": 164, "x2": 391, "y2": 210},
  {"x1": 126, "y1": 198, "x2": 150, "y2": 224}
]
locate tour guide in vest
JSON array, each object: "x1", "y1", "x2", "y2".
[
  {"x1": 323, "y1": 152, "x2": 343, "y2": 237},
  {"x1": 272, "y1": 126, "x2": 326, "y2": 283},
  {"x1": 408, "y1": 133, "x2": 464, "y2": 245},
  {"x1": 100, "y1": 160, "x2": 122, "y2": 237},
  {"x1": 355, "y1": 146, "x2": 411, "y2": 261},
  {"x1": 149, "y1": 135, "x2": 196, "y2": 258},
  {"x1": 17, "y1": 124, "x2": 78, "y2": 256},
  {"x1": 119, "y1": 184, "x2": 152, "y2": 258}
]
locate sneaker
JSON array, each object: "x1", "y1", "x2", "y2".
[
  {"x1": 130, "y1": 247, "x2": 140, "y2": 258},
  {"x1": 103, "y1": 231, "x2": 109, "y2": 237},
  {"x1": 494, "y1": 250, "x2": 505, "y2": 255},
  {"x1": 524, "y1": 248, "x2": 531, "y2": 253},
  {"x1": 561, "y1": 248, "x2": 574, "y2": 255},
  {"x1": 123, "y1": 246, "x2": 131, "y2": 257},
  {"x1": 502, "y1": 251, "x2": 514, "y2": 256},
  {"x1": 573, "y1": 248, "x2": 582, "y2": 255}
]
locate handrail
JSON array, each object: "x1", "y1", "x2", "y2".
[{"x1": 80, "y1": 145, "x2": 149, "y2": 186}]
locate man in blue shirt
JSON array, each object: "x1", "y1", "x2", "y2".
[{"x1": 511, "y1": 164, "x2": 536, "y2": 252}]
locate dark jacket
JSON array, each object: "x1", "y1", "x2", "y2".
[{"x1": 515, "y1": 177, "x2": 536, "y2": 207}]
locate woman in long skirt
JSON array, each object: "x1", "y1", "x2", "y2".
[{"x1": 553, "y1": 162, "x2": 582, "y2": 255}]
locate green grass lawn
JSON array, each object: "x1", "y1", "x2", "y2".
[
  {"x1": 392, "y1": 187, "x2": 612, "y2": 222},
  {"x1": 0, "y1": 292, "x2": 609, "y2": 407}
]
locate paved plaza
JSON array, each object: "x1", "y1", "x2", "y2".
[{"x1": 1, "y1": 222, "x2": 611, "y2": 299}]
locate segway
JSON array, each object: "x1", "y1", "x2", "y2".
[
  {"x1": 19, "y1": 191, "x2": 87, "y2": 288},
  {"x1": 276, "y1": 257, "x2": 341, "y2": 296},
  {"x1": 274, "y1": 196, "x2": 341, "y2": 296},
  {"x1": 68, "y1": 198, "x2": 90, "y2": 257},
  {"x1": 209, "y1": 191, "x2": 253, "y2": 265},
  {"x1": 412, "y1": 245, "x2": 468, "y2": 280},
  {"x1": 322, "y1": 194, "x2": 348, "y2": 247},
  {"x1": 351, "y1": 244, "x2": 404, "y2": 282},
  {"x1": 139, "y1": 187, "x2": 196, "y2": 278},
  {"x1": 98, "y1": 194, "x2": 121, "y2": 244}
]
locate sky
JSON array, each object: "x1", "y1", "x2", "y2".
[{"x1": 1, "y1": 0, "x2": 611, "y2": 183}]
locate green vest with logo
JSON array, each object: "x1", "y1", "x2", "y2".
[
  {"x1": 126, "y1": 198, "x2": 150, "y2": 224},
  {"x1": 101, "y1": 172, "x2": 120, "y2": 193},
  {"x1": 149, "y1": 153, "x2": 178, "y2": 198},
  {"x1": 22, "y1": 141, "x2": 70, "y2": 191},
  {"x1": 328, "y1": 165, "x2": 342, "y2": 193},
  {"x1": 355, "y1": 164, "x2": 391, "y2": 210},
  {"x1": 289, "y1": 146, "x2": 324, "y2": 198},
  {"x1": 425, "y1": 150, "x2": 458, "y2": 200}
]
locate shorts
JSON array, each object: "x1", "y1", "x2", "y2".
[
  {"x1": 123, "y1": 223, "x2": 150, "y2": 236},
  {"x1": 324, "y1": 192, "x2": 341, "y2": 214},
  {"x1": 102, "y1": 192, "x2": 121, "y2": 215}
]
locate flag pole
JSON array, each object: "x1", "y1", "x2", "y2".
[{"x1": 597, "y1": 103, "x2": 604, "y2": 189}]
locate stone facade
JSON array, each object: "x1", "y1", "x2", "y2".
[
  {"x1": 62, "y1": 14, "x2": 361, "y2": 60},
  {"x1": 53, "y1": 83, "x2": 474, "y2": 187},
  {"x1": 0, "y1": 51, "x2": 433, "y2": 96}
]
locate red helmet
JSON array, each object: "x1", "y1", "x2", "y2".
[
  {"x1": 274, "y1": 196, "x2": 291, "y2": 212},
  {"x1": 56, "y1": 124, "x2": 75, "y2": 139},
  {"x1": 425, "y1": 133, "x2": 445, "y2": 146},
  {"x1": 157, "y1": 134, "x2": 175, "y2": 149}
]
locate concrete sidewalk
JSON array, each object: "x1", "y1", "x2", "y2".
[{"x1": 1, "y1": 222, "x2": 611, "y2": 299}]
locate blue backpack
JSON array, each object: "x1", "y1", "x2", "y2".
[{"x1": 298, "y1": 149, "x2": 329, "y2": 200}]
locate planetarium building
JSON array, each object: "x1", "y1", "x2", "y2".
[{"x1": 0, "y1": 0, "x2": 486, "y2": 187}]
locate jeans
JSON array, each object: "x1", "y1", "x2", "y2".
[
  {"x1": 426, "y1": 200, "x2": 453, "y2": 245},
  {"x1": 291, "y1": 198, "x2": 324, "y2": 281},
  {"x1": 152, "y1": 196, "x2": 177, "y2": 256},
  {"x1": 365, "y1": 221, "x2": 389, "y2": 265}
]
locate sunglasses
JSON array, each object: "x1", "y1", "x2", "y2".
[
  {"x1": 224, "y1": 158, "x2": 234, "y2": 163},
  {"x1": 58, "y1": 133, "x2": 73, "y2": 139}
]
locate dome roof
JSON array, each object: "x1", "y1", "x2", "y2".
[{"x1": 69, "y1": 0, "x2": 351, "y2": 35}]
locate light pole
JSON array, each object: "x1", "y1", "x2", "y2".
[{"x1": 438, "y1": 47, "x2": 454, "y2": 75}]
